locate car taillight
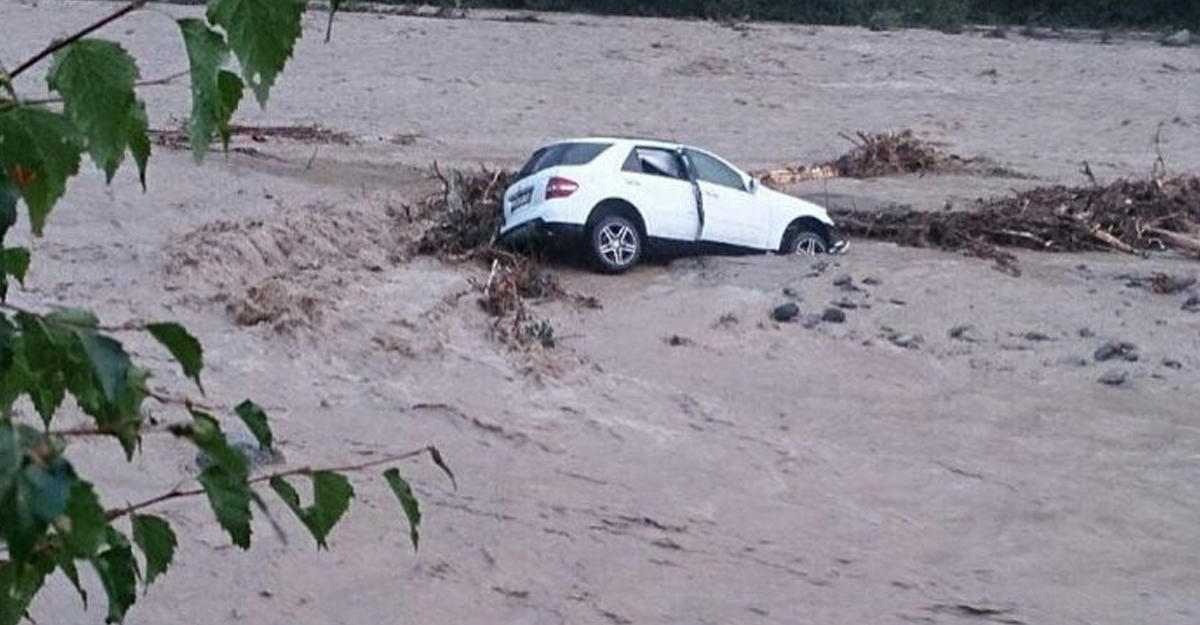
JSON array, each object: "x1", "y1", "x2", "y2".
[{"x1": 545, "y1": 176, "x2": 578, "y2": 200}]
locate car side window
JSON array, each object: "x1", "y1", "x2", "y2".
[
  {"x1": 685, "y1": 149, "x2": 746, "y2": 192},
  {"x1": 621, "y1": 147, "x2": 687, "y2": 181}
]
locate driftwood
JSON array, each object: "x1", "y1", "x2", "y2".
[
  {"x1": 753, "y1": 130, "x2": 962, "y2": 186},
  {"x1": 833, "y1": 175, "x2": 1200, "y2": 271},
  {"x1": 1143, "y1": 226, "x2": 1200, "y2": 257}
]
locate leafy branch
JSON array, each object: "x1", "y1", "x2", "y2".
[
  {"x1": 105, "y1": 444, "x2": 452, "y2": 522},
  {"x1": 0, "y1": 0, "x2": 410, "y2": 622}
]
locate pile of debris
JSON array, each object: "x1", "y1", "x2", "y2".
[
  {"x1": 414, "y1": 165, "x2": 599, "y2": 350},
  {"x1": 828, "y1": 130, "x2": 949, "y2": 178},
  {"x1": 415, "y1": 165, "x2": 511, "y2": 258},
  {"x1": 756, "y1": 130, "x2": 962, "y2": 186},
  {"x1": 150, "y1": 123, "x2": 354, "y2": 148},
  {"x1": 833, "y1": 175, "x2": 1200, "y2": 274}
]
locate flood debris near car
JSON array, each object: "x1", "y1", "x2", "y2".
[
  {"x1": 753, "y1": 129, "x2": 1017, "y2": 187},
  {"x1": 832, "y1": 174, "x2": 1200, "y2": 275}
]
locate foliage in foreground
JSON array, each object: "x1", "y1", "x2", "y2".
[{"x1": 0, "y1": 0, "x2": 446, "y2": 622}]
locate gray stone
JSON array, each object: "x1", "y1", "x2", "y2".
[
  {"x1": 832, "y1": 274, "x2": 853, "y2": 288},
  {"x1": 1182, "y1": 295, "x2": 1200, "y2": 313},
  {"x1": 1097, "y1": 369, "x2": 1129, "y2": 386},
  {"x1": 949, "y1": 324, "x2": 980, "y2": 342},
  {"x1": 1094, "y1": 341, "x2": 1138, "y2": 362},
  {"x1": 1163, "y1": 358, "x2": 1183, "y2": 370},
  {"x1": 890, "y1": 333, "x2": 923, "y2": 349},
  {"x1": 822, "y1": 307, "x2": 846, "y2": 323},
  {"x1": 772, "y1": 302, "x2": 800, "y2": 323}
]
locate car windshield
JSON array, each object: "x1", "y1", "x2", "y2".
[{"x1": 516, "y1": 142, "x2": 612, "y2": 180}]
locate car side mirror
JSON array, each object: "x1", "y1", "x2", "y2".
[{"x1": 747, "y1": 178, "x2": 759, "y2": 193}]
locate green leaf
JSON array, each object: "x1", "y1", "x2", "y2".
[
  {"x1": 216, "y1": 70, "x2": 244, "y2": 150},
  {"x1": 198, "y1": 465, "x2": 252, "y2": 549},
  {"x1": 131, "y1": 514, "x2": 176, "y2": 586},
  {"x1": 145, "y1": 322, "x2": 203, "y2": 392},
  {"x1": 11, "y1": 314, "x2": 66, "y2": 424},
  {"x1": 0, "y1": 168, "x2": 16, "y2": 237},
  {"x1": 59, "y1": 481, "x2": 108, "y2": 557},
  {"x1": 0, "y1": 173, "x2": 14, "y2": 302},
  {"x1": 0, "y1": 551, "x2": 56, "y2": 625},
  {"x1": 0, "y1": 107, "x2": 84, "y2": 235},
  {"x1": 0, "y1": 425, "x2": 76, "y2": 566},
  {"x1": 45, "y1": 39, "x2": 145, "y2": 183},
  {"x1": 269, "y1": 471, "x2": 353, "y2": 549},
  {"x1": 76, "y1": 331, "x2": 132, "y2": 405},
  {"x1": 91, "y1": 536, "x2": 137, "y2": 623},
  {"x1": 126, "y1": 100, "x2": 150, "y2": 189},
  {"x1": 1, "y1": 247, "x2": 29, "y2": 285},
  {"x1": 187, "y1": 412, "x2": 252, "y2": 547},
  {"x1": 177, "y1": 19, "x2": 239, "y2": 161},
  {"x1": 383, "y1": 468, "x2": 421, "y2": 550},
  {"x1": 233, "y1": 399, "x2": 271, "y2": 449},
  {"x1": 188, "y1": 409, "x2": 248, "y2": 476},
  {"x1": 206, "y1": 0, "x2": 306, "y2": 106}
]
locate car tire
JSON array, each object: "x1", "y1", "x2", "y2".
[
  {"x1": 781, "y1": 225, "x2": 829, "y2": 256},
  {"x1": 588, "y1": 214, "x2": 643, "y2": 273}
]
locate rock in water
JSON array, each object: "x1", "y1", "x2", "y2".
[
  {"x1": 821, "y1": 307, "x2": 846, "y2": 323},
  {"x1": 772, "y1": 302, "x2": 800, "y2": 322},
  {"x1": 1161, "y1": 29, "x2": 1191, "y2": 47},
  {"x1": 1094, "y1": 340, "x2": 1138, "y2": 362}
]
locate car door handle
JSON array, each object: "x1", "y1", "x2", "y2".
[
  {"x1": 704, "y1": 191, "x2": 718, "y2": 198},
  {"x1": 625, "y1": 179, "x2": 641, "y2": 187}
]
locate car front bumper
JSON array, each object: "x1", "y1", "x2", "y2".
[{"x1": 827, "y1": 226, "x2": 850, "y2": 254}]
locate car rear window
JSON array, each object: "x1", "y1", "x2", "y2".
[{"x1": 517, "y1": 142, "x2": 612, "y2": 179}]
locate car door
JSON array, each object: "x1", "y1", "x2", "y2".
[
  {"x1": 683, "y1": 148, "x2": 768, "y2": 249},
  {"x1": 619, "y1": 147, "x2": 700, "y2": 241}
]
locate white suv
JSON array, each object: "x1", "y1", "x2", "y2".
[{"x1": 499, "y1": 137, "x2": 845, "y2": 272}]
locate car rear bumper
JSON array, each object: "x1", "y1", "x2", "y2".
[{"x1": 497, "y1": 219, "x2": 585, "y2": 247}]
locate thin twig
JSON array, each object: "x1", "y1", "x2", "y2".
[
  {"x1": 105, "y1": 445, "x2": 441, "y2": 520},
  {"x1": 136, "y1": 68, "x2": 191, "y2": 89},
  {"x1": 10, "y1": 0, "x2": 150, "y2": 79},
  {"x1": 48, "y1": 418, "x2": 185, "y2": 438},
  {"x1": 2, "y1": 69, "x2": 190, "y2": 110}
]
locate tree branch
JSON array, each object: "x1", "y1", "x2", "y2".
[
  {"x1": 1, "y1": 68, "x2": 191, "y2": 111},
  {"x1": 105, "y1": 445, "x2": 444, "y2": 521},
  {"x1": 9, "y1": 0, "x2": 150, "y2": 79}
]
